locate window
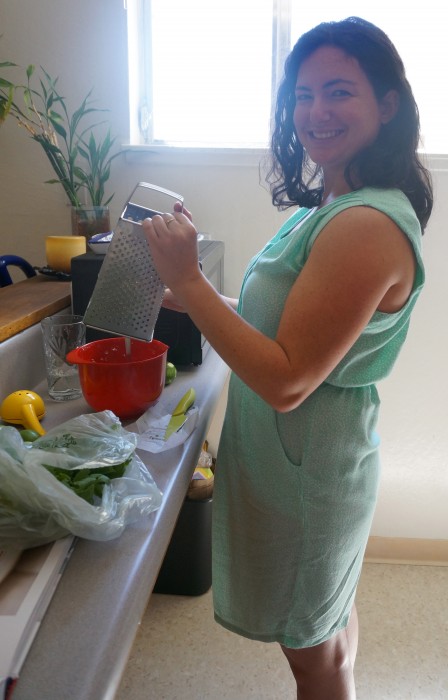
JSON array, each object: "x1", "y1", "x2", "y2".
[
  {"x1": 127, "y1": 0, "x2": 280, "y2": 148},
  {"x1": 127, "y1": 0, "x2": 446, "y2": 153}
]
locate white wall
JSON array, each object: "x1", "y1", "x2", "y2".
[{"x1": 1, "y1": 0, "x2": 446, "y2": 540}]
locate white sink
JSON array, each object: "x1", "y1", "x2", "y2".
[{"x1": 1, "y1": 323, "x2": 49, "y2": 400}]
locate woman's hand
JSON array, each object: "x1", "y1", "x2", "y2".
[
  {"x1": 174, "y1": 201, "x2": 192, "y2": 220},
  {"x1": 142, "y1": 208, "x2": 202, "y2": 295},
  {"x1": 162, "y1": 288, "x2": 187, "y2": 313}
]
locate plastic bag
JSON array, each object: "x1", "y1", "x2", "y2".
[{"x1": 0, "y1": 411, "x2": 163, "y2": 549}]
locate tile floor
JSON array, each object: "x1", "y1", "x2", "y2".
[{"x1": 116, "y1": 563, "x2": 448, "y2": 700}]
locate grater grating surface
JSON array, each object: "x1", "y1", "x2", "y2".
[
  {"x1": 83, "y1": 218, "x2": 165, "y2": 341},
  {"x1": 83, "y1": 181, "x2": 184, "y2": 341}
]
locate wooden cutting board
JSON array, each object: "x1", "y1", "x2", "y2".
[{"x1": 0, "y1": 275, "x2": 71, "y2": 342}]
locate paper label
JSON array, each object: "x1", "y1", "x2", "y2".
[{"x1": 126, "y1": 394, "x2": 198, "y2": 453}]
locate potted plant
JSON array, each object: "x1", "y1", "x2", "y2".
[{"x1": 0, "y1": 63, "x2": 119, "y2": 239}]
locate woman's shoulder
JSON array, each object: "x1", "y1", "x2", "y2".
[
  {"x1": 329, "y1": 187, "x2": 420, "y2": 226},
  {"x1": 325, "y1": 187, "x2": 415, "y2": 215},
  {"x1": 275, "y1": 187, "x2": 415, "y2": 233},
  {"x1": 299, "y1": 187, "x2": 424, "y2": 275},
  {"x1": 314, "y1": 187, "x2": 421, "y2": 244}
]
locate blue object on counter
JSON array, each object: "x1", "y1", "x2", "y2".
[
  {"x1": 88, "y1": 231, "x2": 114, "y2": 254},
  {"x1": 0, "y1": 255, "x2": 37, "y2": 287}
]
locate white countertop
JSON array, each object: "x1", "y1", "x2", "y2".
[{"x1": 8, "y1": 344, "x2": 229, "y2": 700}]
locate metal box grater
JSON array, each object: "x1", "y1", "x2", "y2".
[{"x1": 83, "y1": 182, "x2": 184, "y2": 341}]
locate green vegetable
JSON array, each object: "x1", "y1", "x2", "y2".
[
  {"x1": 19, "y1": 429, "x2": 41, "y2": 442},
  {"x1": 165, "y1": 362, "x2": 177, "y2": 385},
  {"x1": 43, "y1": 457, "x2": 132, "y2": 504}
]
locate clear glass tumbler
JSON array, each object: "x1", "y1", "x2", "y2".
[{"x1": 41, "y1": 314, "x2": 86, "y2": 401}]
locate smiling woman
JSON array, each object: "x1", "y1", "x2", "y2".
[{"x1": 142, "y1": 15, "x2": 434, "y2": 699}]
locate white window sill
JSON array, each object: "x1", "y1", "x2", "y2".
[
  {"x1": 425, "y1": 154, "x2": 448, "y2": 172},
  {"x1": 121, "y1": 145, "x2": 448, "y2": 173},
  {"x1": 122, "y1": 143, "x2": 270, "y2": 168}
]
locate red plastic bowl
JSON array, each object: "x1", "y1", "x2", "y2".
[{"x1": 66, "y1": 337, "x2": 168, "y2": 420}]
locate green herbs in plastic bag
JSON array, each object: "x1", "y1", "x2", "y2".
[{"x1": 0, "y1": 411, "x2": 163, "y2": 549}]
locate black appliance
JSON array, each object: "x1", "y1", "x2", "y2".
[{"x1": 71, "y1": 238, "x2": 224, "y2": 366}]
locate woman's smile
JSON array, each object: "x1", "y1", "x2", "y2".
[{"x1": 308, "y1": 128, "x2": 345, "y2": 140}]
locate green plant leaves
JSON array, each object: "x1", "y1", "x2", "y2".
[{"x1": 0, "y1": 61, "x2": 118, "y2": 207}]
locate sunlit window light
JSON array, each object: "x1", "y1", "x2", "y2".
[{"x1": 128, "y1": 0, "x2": 447, "y2": 154}]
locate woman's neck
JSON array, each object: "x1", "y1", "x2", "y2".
[{"x1": 320, "y1": 175, "x2": 354, "y2": 208}]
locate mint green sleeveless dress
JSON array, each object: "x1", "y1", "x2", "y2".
[{"x1": 212, "y1": 187, "x2": 424, "y2": 648}]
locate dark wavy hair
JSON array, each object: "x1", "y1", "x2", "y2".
[{"x1": 266, "y1": 16, "x2": 433, "y2": 230}]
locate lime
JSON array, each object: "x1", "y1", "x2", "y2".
[
  {"x1": 19, "y1": 429, "x2": 41, "y2": 442},
  {"x1": 165, "y1": 362, "x2": 177, "y2": 385}
]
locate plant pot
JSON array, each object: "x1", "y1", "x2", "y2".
[{"x1": 71, "y1": 206, "x2": 111, "y2": 241}]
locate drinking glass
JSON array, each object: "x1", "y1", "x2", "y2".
[{"x1": 41, "y1": 314, "x2": 86, "y2": 400}]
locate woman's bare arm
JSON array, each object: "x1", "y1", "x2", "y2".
[{"x1": 144, "y1": 207, "x2": 415, "y2": 412}]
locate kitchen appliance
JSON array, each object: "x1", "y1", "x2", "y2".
[{"x1": 71, "y1": 237, "x2": 224, "y2": 365}]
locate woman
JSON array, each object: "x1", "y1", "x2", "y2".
[{"x1": 143, "y1": 17, "x2": 433, "y2": 699}]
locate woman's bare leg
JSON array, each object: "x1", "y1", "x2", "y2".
[{"x1": 280, "y1": 606, "x2": 358, "y2": 700}]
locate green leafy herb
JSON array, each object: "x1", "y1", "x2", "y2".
[{"x1": 44, "y1": 457, "x2": 132, "y2": 504}]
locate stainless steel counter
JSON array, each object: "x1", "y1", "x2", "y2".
[{"x1": 11, "y1": 345, "x2": 229, "y2": 700}]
